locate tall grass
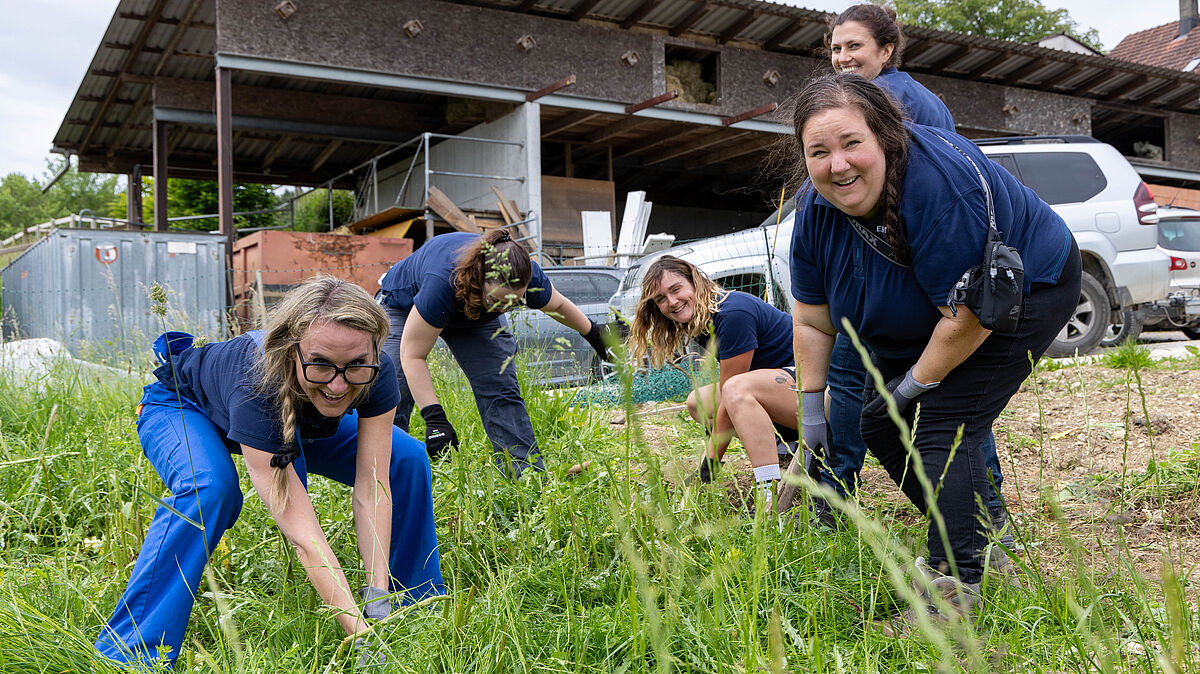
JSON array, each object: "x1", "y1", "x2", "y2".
[{"x1": 0, "y1": 344, "x2": 1196, "y2": 672}]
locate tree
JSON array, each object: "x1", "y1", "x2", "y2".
[
  {"x1": 165, "y1": 179, "x2": 281, "y2": 231},
  {"x1": 0, "y1": 157, "x2": 122, "y2": 239},
  {"x1": 892, "y1": 0, "x2": 1104, "y2": 52},
  {"x1": 290, "y1": 188, "x2": 355, "y2": 232}
]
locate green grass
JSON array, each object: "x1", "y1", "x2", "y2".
[{"x1": 0, "y1": 347, "x2": 1197, "y2": 673}]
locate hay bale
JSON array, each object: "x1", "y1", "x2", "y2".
[{"x1": 666, "y1": 59, "x2": 717, "y2": 105}]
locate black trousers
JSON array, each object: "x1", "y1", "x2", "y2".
[{"x1": 861, "y1": 240, "x2": 1081, "y2": 584}]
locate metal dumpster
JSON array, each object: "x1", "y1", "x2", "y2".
[{"x1": 1, "y1": 228, "x2": 226, "y2": 357}]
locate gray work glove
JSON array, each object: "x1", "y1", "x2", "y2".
[
  {"x1": 862, "y1": 368, "x2": 939, "y2": 418},
  {"x1": 354, "y1": 637, "x2": 387, "y2": 668},
  {"x1": 800, "y1": 391, "x2": 830, "y2": 480},
  {"x1": 361, "y1": 586, "x2": 391, "y2": 621}
]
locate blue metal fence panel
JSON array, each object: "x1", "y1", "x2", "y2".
[{"x1": 1, "y1": 229, "x2": 226, "y2": 357}]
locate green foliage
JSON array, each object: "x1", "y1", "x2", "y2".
[
  {"x1": 893, "y1": 0, "x2": 1104, "y2": 52},
  {"x1": 0, "y1": 347, "x2": 1198, "y2": 671},
  {"x1": 289, "y1": 188, "x2": 354, "y2": 232},
  {"x1": 0, "y1": 157, "x2": 122, "y2": 237},
  {"x1": 1099, "y1": 341, "x2": 1157, "y2": 370},
  {"x1": 166, "y1": 179, "x2": 281, "y2": 231}
]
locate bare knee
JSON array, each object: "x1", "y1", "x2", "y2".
[{"x1": 685, "y1": 391, "x2": 701, "y2": 423}]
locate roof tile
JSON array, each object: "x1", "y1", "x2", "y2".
[{"x1": 1110, "y1": 20, "x2": 1200, "y2": 71}]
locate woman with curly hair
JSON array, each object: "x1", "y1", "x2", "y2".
[
  {"x1": 628, "y1": 255, "x2": 795, "y2": 510},
  {"x1": 96, "y1": 277, "x2": 443, "y2": 668},
  {"x1": 378, "y1": 230, "x2": 611, "y2": 478}
]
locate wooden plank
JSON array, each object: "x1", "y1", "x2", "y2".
[
  {"x1": 365, "y1": 218, "x2": 419, "y2": 238},
  {"x1": 541, "y1": 176, "x2": 615, "y2": 245},
  {"x1": 491, "y1": 186, "x2": 522, "y2": 223},
  {"x1": 426, "y1": 186, "x2": 480, "y2": 233},
  {"x1": 346, "y1": 205, "x2": 424, "y2": 233}
]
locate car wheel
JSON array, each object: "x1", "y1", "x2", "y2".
[
  {"x1": 1183, "y1": 327, "x2": 1200, "y2": 341},
  {"x1": 1044, "y1": 271, "x2": 1109, "y2": 358},
  {"x1": 1099, "y1": 309, "x2": 1143, "y2": 349}
]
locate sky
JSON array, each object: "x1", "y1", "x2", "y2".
[{"x1": 0, "y1": 0, "x2": 1187, "y2": 182}]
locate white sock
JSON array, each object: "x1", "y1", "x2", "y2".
[
  {"x1": 754, "y1": 465, "x2": 780, "y2": 512},
  {"x1": 753, "y1": 464, "x2": 782, "y2": 483}
]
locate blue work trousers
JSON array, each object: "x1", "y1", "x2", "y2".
[
  {"x1": 95, "y1": 381, "x2": 444, "y2": 667},
  {"x1": 823, "y1": 334, "x2": 1006, "y2": 510},
  {"x1": 383, "y1": 305, "x2": 544, "y2": 474}
]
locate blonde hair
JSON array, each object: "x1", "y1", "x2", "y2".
[
  {"x1": 628, "y1": 256, "x2": 724, "y2": 368},
  {"x1": 254, "y1": 276, "x2": 389, "y2": 509}
]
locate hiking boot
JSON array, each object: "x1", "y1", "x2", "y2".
[
  {"x1": 985, "y1": 505, "x2": 1020, "y2": 574},
  {"x1": 879, "y1": 557, "x2": 981, "y2": 638},
  {"x1": 810, "y1": 496, "x2": 840, "y2": 529}
]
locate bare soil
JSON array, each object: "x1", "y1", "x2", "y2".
[{"x1": 629, "y1": 362, "x2": 1200, "y2": 580}]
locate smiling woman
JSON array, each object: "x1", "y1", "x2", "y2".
[
  {"x1": 628, "y1": 256, "x2": 796, "y2": 509},
  {"x1": 94, "y1": 276, "x2": 444, "y2": 669},
  {"x1": 788, "y1": 73, "x2": 1080, "y2": 635}
]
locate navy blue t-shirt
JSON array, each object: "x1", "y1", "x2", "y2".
[
  {"x1": 379, "y1": 232, "x2": 554, "y2": 329},
  {"x1": 153, "y1": 331, "x2": 400, "y2": 454},
  {"x1": 790, "y1": 123, "x2": 1073, "y2": 359},
  {"x1": 875, "y1": 68, "x2": 955, "y2": 131},
  {"x1": 694, "y1": 291, "x2": 793, "y2": 370}
]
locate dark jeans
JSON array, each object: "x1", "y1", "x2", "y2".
[
  {"x1": 859, "y1": 241, "x2": 1081, "y2": 584},
  {"x1": 822, "y1": 334, "x2": 1006, "y2": 510},
  {"x1": 382, "y1": 304, "x2": 545, "y2": 474}
]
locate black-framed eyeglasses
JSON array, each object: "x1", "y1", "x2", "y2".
[{"x1": 294, "y1": 345, "x2": 380, "y2": 385}]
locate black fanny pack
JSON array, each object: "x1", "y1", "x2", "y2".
[
  {"x1": 932, "y1": 131, "x2": 1024, "y2": 334},
  {"x1": 847, "y1": 132, "x2": 1025, "y2": 334}
]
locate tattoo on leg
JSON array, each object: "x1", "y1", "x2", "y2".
[{"x1": 775, "y1": 376, "x2": 788, "y2": 385}]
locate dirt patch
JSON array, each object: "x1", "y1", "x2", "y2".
[{"x1": 631, "y1": 363, "x2": 1200, "y2": 580}]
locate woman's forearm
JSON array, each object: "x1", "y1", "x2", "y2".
[
  {"x1": 291, "y1": 534, "x2": 367, "y2": 636},
  {"x1": 792, "y1": 302, "x2": 836, "y2": 392},
  {"x1": 912, "y1": 309, "x2": 992, "y2": 384},
  {"x1": 353, "y1": 413, "x2": 394, "y2": 592},
  {"x1": 399, "y1": 356, "x2": 439, "y2": 409}
]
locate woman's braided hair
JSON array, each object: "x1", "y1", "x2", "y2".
[
  {"x1": 254, "y1": 276, "x2": 389, "y2": 509},
  {"x1": 791, "y1": 73, "x2": 912, "y2": 263}
]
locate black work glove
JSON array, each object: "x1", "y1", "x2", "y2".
[
  {"x1": 583, "y1": 319, "x2": 615, "y2": 362},
  {"x1": 419, "y1": 403, "x2": 459, "y2": 460},
  {"x1": 861, "y1": 368, "x2": 939, "y2": 418},
  {"x1": 360, "y1": 586, "x2": 391, "y2": 621}
]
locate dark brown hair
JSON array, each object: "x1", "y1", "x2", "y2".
[
  {"x1": 452, "y1": 230, "x2": 533, "y2": 320},
  {"x1": 792, "y1": 73, "x2": 912, "y2": 262},
  {"x1": 825, "y1": 3, "x2": 905, "y2": 70}
]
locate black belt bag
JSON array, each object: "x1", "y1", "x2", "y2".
[{"x1": 933, "y1": 131, "x2": 1025, "y2": 334}]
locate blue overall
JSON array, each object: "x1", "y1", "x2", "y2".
[{"x1": 95, "y1": 336, "x2": 444, "y2": 667}]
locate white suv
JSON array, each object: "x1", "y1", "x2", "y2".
[{"x1": 977, "y1": 136, "x2": 1168, "y2": 356}]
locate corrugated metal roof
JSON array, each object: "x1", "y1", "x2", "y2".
[{"x1": 53, "y1": 0, "x2": 1200, "y2": 188}]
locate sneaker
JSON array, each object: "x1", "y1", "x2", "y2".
[
  {"x1": 810, "y1": 496, "x2": 840, "y2": 529},
  {"x1": 985, "y1": 506, "x2": 1019, "y2": 573},
  {"x1": 879, "y1": 557, "x2": 981, "y2": 638}
]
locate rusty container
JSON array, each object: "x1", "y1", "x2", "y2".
[{"x1": 232, "y1": 230, "x2": 412, "y2": 326}]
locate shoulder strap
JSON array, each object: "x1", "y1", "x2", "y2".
[
  {"x1": 845, "y1": 215, "x2": 912, "y2": 269},
  {"x1": 927, "y1": 130, "x2": 1002, "y2": 243}
]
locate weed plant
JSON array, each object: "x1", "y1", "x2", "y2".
[{"x1": 0, "y1": 343, "x2": 1196, "y2": 672}]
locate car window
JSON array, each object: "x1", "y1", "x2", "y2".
[
  {"x1": 1159, "y1": 219, "x2": 1200, "y2": 252},
  {"x1": 715, "y1": 273, "x2": 767, "y2": 300},
  {"x1": 548, "y1": 272, "x2": 618, "y2": 304},
  {"x1": 1011, "y1": 152, "x2": 1107, "y2": 205},
  {"x1": 988, "y1": 153, "x2": 1019, "y2": 177}
]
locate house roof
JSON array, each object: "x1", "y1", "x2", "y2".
[{"x1": 1110, "y1": 21, "x2": 1200, "y2": 71}]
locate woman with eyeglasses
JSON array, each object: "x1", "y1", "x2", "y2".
[
  {"x1": 96, "y1": 276, "x2": 442, "y2": 668},
  {"x1": 379, "y1": 229, "x2": 612, "y2": 478}
]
